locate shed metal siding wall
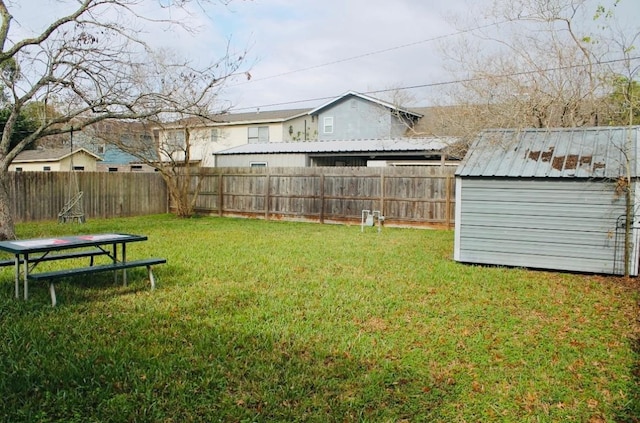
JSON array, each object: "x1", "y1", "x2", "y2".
[{"x1": 454, "y1": 177, "x2": 638, "y2": 275}]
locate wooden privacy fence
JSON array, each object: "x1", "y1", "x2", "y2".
[
  {"x1": 188, "y1": 167, "x2": 457, "y2": 228},
  {"x1": 8, "y1": 167, "x2": 455, "y2": 227},
  {"x1": 10, "y1": 172, "x2": 168, "y2": 223}
]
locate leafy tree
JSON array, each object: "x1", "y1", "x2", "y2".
[
  {"x1": 607, "y1": 75, "x2": 640, "y2": 125},
  {"x1": 0, "y1": 108, "x2": 38, "y2": 150}
]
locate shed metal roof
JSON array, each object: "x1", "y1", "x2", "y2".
[
  {"x1": 215, "y1": 138, "x2": 453, "y2": 155},
  {"x1": 456, "y1": 126, "x2": 640, "y2": 178}
]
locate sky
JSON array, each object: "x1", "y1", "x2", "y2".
[{"x1": 10, "y1": 0, "x2": 640, "y2": 113}]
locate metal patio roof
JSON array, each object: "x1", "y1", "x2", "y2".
[
  {"x1": 456, "y1": 126, "x2": 640, "y2": 178},
  {"x1": 215, "y1": 138, "x2": 453, "y2": 155}
]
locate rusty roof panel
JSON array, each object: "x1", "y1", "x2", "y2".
[{"x1": 456, "y1": 126, "x2": 640, "y2": 178}]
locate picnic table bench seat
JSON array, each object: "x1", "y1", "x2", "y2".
[{"x1": 28, "y1": 257, "x2": 167, "y2": 306}]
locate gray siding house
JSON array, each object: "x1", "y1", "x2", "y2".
[
  {"x1": 454, "y1": 126, "x2": 640, "y2": 276},
  {"x1": 309, "y1": 91, "x2": 422, "y2": 141}
]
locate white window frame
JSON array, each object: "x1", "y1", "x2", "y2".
[
  {"x1": 165, "y1": 130, "x2": 185, "y2": 152},
  {"x1": 323, "y1": 116, "x2": 334, "y2": 134},
  {"x1": 248, "y1": 126, "x2": 269, "y2": 143},
  {"x1": 250, "y1": 161, "x2": 267, "y2": 167}
]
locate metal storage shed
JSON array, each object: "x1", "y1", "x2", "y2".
[{"x1": 454, "y1": 126, "x2": 640, "y2": 276}]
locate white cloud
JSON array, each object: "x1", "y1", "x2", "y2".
[{"x1": 11, "y1": 0, "x2": 640, "y2": 112}]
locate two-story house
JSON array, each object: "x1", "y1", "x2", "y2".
[{"x1": 158, "y1": 91, "x2": 459, "y2": 168}]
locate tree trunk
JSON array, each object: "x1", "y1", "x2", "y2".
[{"x1": 0, "y1": 170, "x2": 16, "y2": 240}]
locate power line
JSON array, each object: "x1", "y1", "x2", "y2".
[
  {"x1": 231, "y1": 56, "x2": 640, "y2": 112},
  {"x1": 228, "y1": 18, "x2": 514, "y2": 88}
]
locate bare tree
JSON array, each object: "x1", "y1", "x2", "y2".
[
  {"x1": 84, "y1": 47, "x2": 244, "y2": 218},
  {"x1": 0, "y1": 0, "x2": 247, "y2": 238},
  {"x1": 438, "y1": 0, "x2": 640, "y2": 275},
  {"x1": 91, "y1": 115, "x2": 218, "y2": 218},
  {"x1": 603, "y1": 17, "x2": 640, "y2": 276},
  {"x1": 435, "y1": 0, "x2": 635, "y2": 148}
]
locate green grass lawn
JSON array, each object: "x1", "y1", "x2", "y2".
[{"x1": 0, "y1": 214, "x2": 638, "y2": 422}]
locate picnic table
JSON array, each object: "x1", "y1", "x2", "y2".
[{"x1": 0, "y1": 233, "x2": 166, "y2": 306}]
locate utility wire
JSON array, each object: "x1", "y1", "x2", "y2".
[
  {"x1": 231, "y1": 55, "x2": 640, "y2": 112},
  {"x1": 227, "y1": 18, "x2": 515, "y2": 88}
]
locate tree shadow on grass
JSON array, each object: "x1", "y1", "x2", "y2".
[{"x1": 0, "y1": 290, "x2": 460, "y2": 422}]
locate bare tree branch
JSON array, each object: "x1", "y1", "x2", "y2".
[{"x1": 0, "y1": 0, "x2": 249, "y2": 238}]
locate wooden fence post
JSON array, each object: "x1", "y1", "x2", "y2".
[
  {"x1": 265, "y1": 168, "x2": 271, "y2": 221},
  {"x1": 380, "y1": 168, "x2": 385, "y2": 215},
  {"x1": 446, "y1": 176, "x2": 452, "y2": 228},
  {"x1": 320, "y1": 173, "x2": 325, "y2": 224},
  {"x1": 218, "y1": 168, "x2": 224, "y2": 217}
]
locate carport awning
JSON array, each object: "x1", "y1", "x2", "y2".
[{"x1": 215, "y1": 138, "x2": 455, "y2": 155}]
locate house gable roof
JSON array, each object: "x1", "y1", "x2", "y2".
[
  {"x1": 165, "y1": 108, "x2": 311, "y2": 129},
  {"x1": 215, "y1": 138, "x2": 454, "y2": 155},
  {"x1": 456, "y1": 126, "x2": 640, "y2": 178},
  {"x1": 14, "y1": 147, "x2": 103, "y2": 163},
  {"x1": 216, "y1": 108, "x2": 311, "y2": 123},
  {"x1": 308, "y1": 91, "x2": 423, "y2": 119}
]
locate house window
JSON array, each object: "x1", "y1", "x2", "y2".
[
  {"x1": 108, "y1": 167, "x2": 118, "y2": 172},
  {"x1": 323, "y1": 117, "x2": 334, "y2": 134},
  {"x1": 43, "y1": 166, "x2": 51, "y2": 172},
  {"x1": 120, "y1": 134, "x2": 134, "y2": 146},
  {"x1": 165, "y1": 130, "x2": 185, "y2": 151},
  {"x1": 140, "y1": 134, "x2": 153, "y2": 147},
  {"x1": 130, "y1": 165, "x2": 143, "y2": 172},
  {"x1": 250, "y1": 162, "x2": 267, "y2": 168},
  {"x1": 15, "y1": 167, "x2": 22, "y2": 172},
  {"x1": 73, "y1": 166, "x2": 85, "y2": 171},
  {"x1": 211, "y1": 128, "x2": 219, "y2": 142},
  {"x1": 248, "y1": 126, "x2": 269, "y2": 143}
]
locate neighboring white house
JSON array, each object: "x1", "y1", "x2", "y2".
[
  {"x1": 9, "y1": 148, "x2": 102, "y2": 172},
  {"x1": 157, "y1": 109, "x2": 312, "y2": 167}
]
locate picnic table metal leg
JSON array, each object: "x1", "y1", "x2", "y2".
[
  {"x1": 122, "y1": 243, "x2": 127, "y2": 286},
  {"x1": 112, "y1": 243, "x2": 118, "y2": 284},
  {"x1": 23, "y1": 255, "x2": 29, "y2": 300},
  {"x1": 147, "y1": 265, "x2": 155, "y2": 290},
  {"x1": 49, "y1": 282, "x2": 57, "y2": 307},
  {"x1": 14, "y1": 255, "x2": 19, "y2": 299}
]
